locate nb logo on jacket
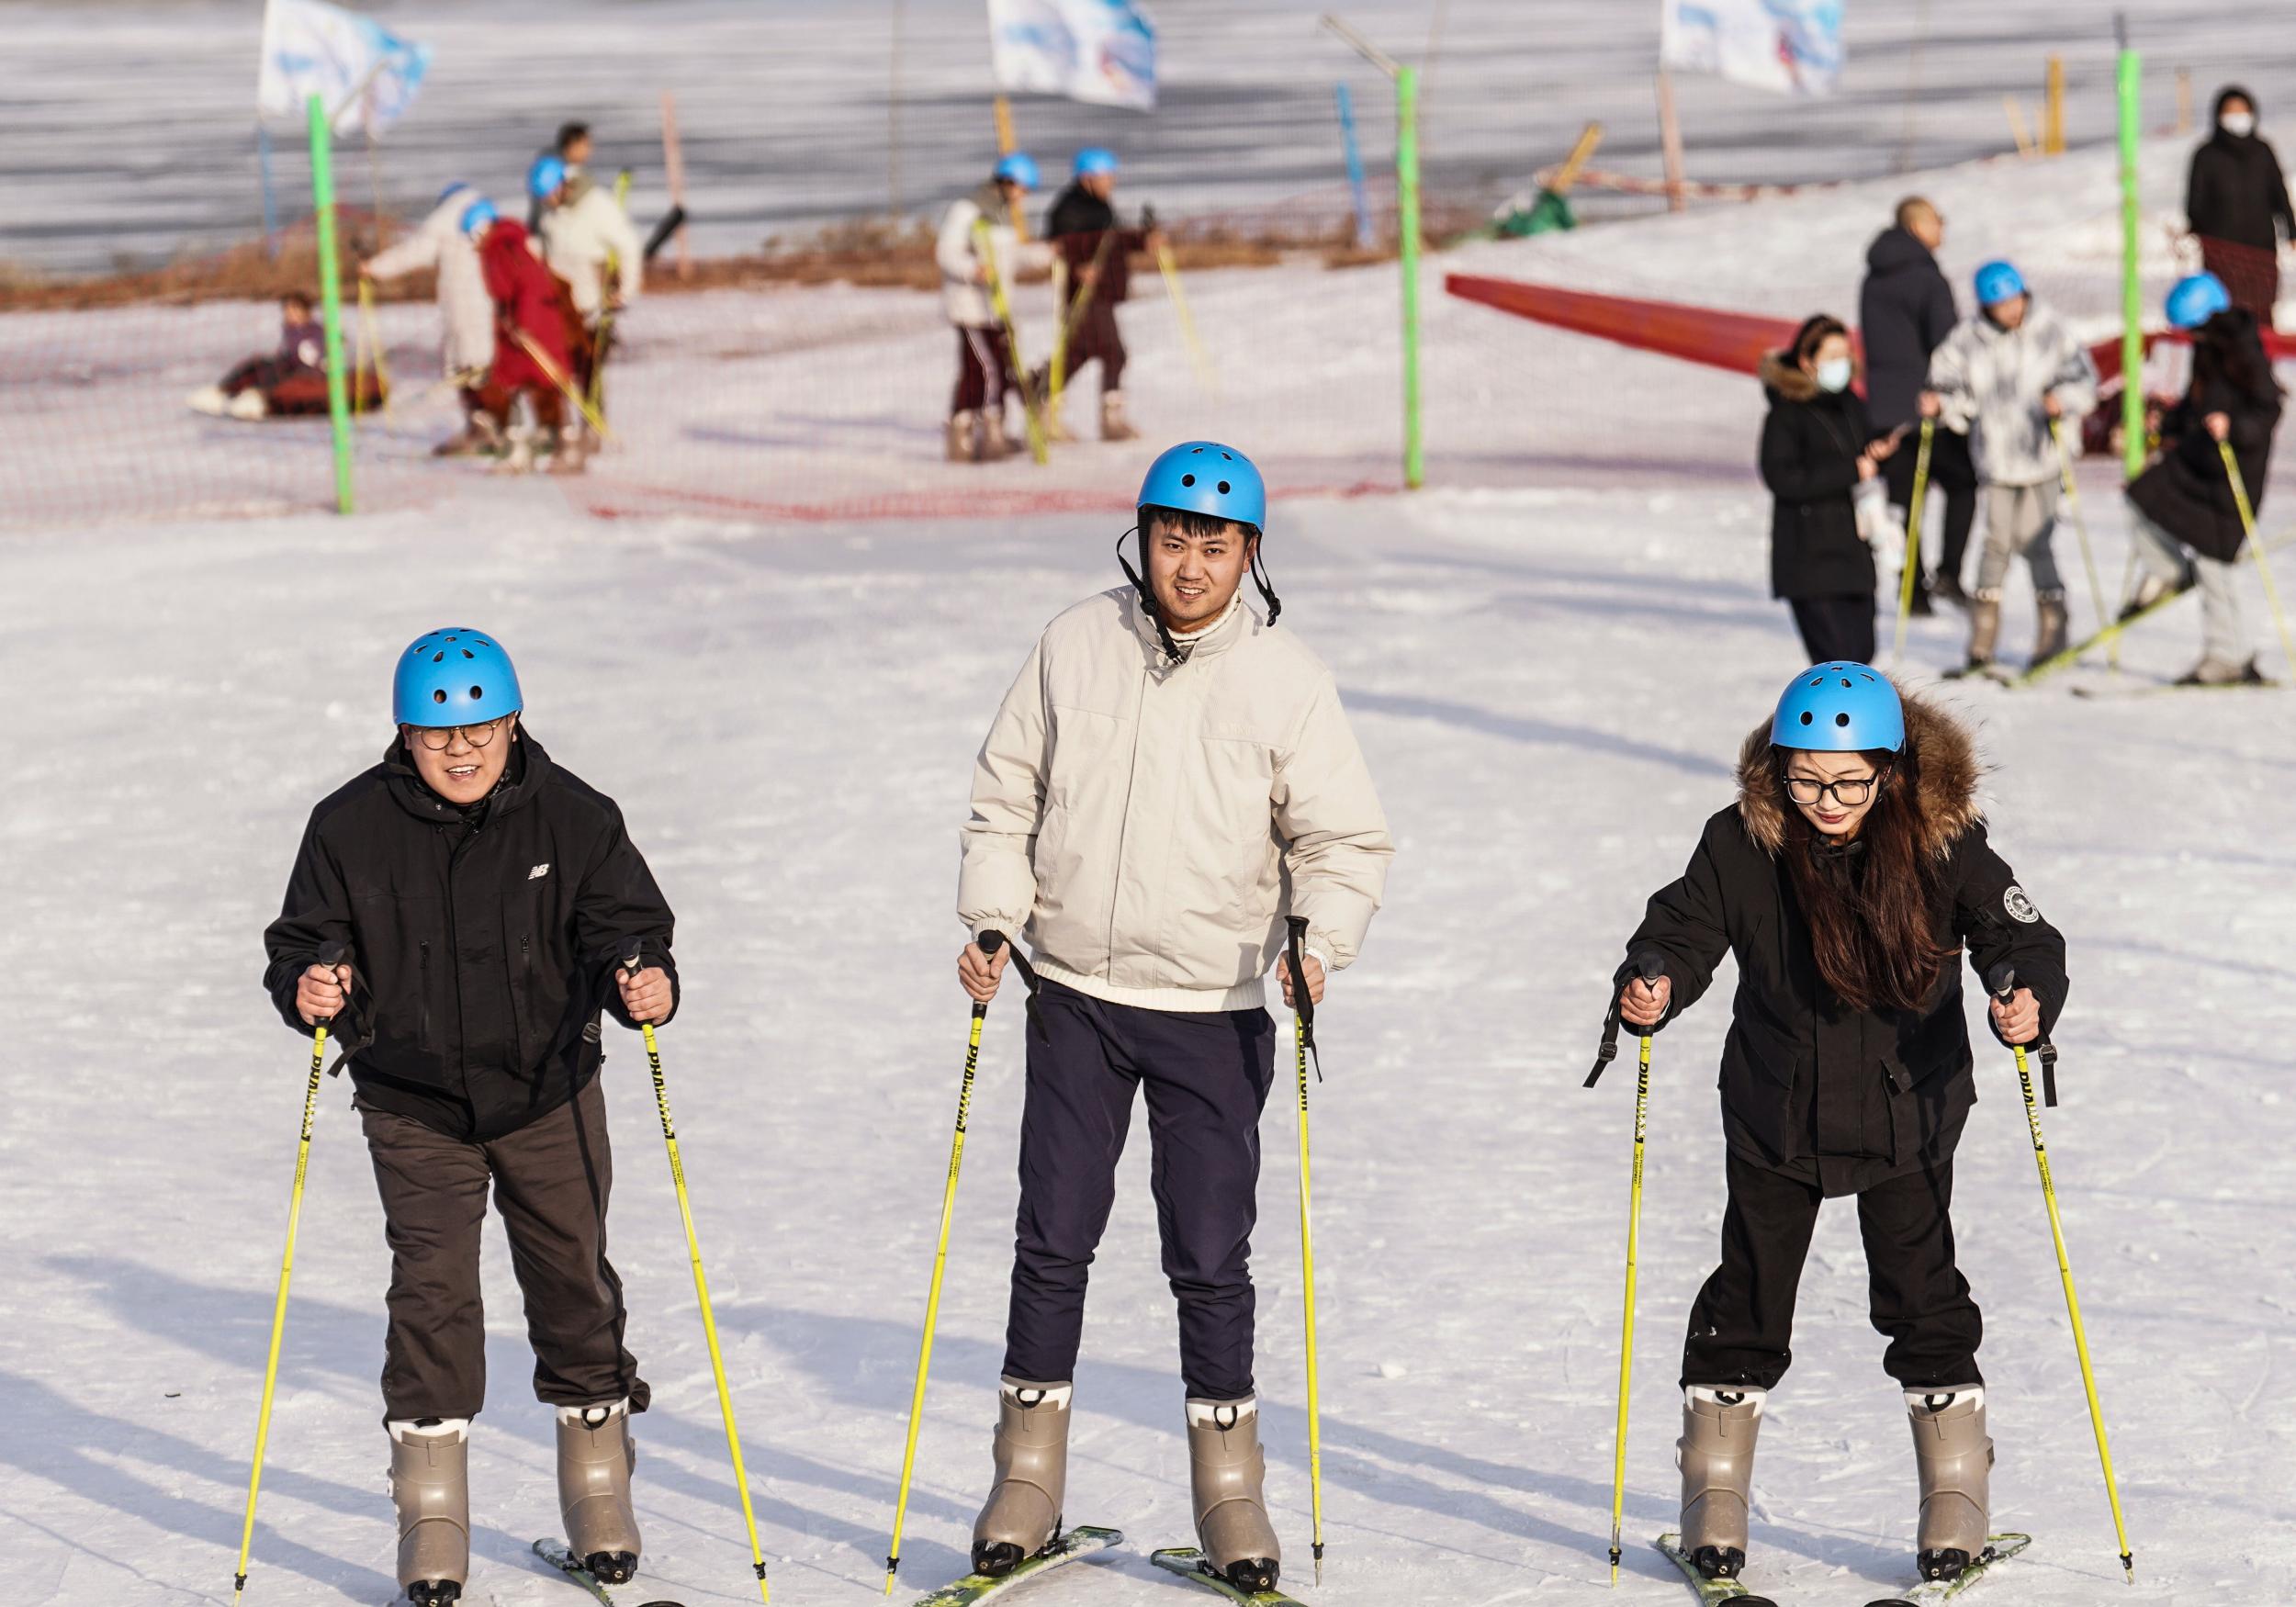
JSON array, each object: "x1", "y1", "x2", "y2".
[{"x1": 528, "y1": 863, "x2": 550, "y2": 880}]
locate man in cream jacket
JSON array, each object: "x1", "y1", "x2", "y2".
[{"x1": 954, "y1": 441, "x2": 1392, "y2": 1594}]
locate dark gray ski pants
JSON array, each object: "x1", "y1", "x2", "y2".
[{"x1": 1003, "y1": 979, "x2": 1277, "y2": 1399}]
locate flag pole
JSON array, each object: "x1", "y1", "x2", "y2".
[{"x1": 307, "y1": 94, "x2": 355, "y2": 514}]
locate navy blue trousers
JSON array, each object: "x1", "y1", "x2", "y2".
[{"x1": 1003, "y1": 979, "x2": 1277, "y2": 1399}]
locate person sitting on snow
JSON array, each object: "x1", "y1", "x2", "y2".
[
  {"x1": 361, "y1": 181, "x2": 501, "y2": 456},
  {"x1": 187, "y1": 292, "x2": 327, "y2": 421}
]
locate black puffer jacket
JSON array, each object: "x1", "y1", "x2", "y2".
[
  {"x1": 2126, "y1": 307, "x2": 2284, "y2": 562},
  {"x1": 2186, "y1": 87, "x2": 2295, "y2": 252},
  {"x1": 262, "y1": 731, "x2": 678, "y2": 1141},
  {"x1": 1858, "y1": 226, "x2": 1959, "y2": 432},
  {"x1": 1044, "y1": 181, "x2": 1149, "y2": 307},
  {"x1": 1759, "y1": 352, "x2": 1883, "y2": 601},
  {"x1": 1609, "y1": 696, "x2": 2069, "y2": 1195}
]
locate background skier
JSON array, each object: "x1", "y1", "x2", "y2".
[
  {"x1": 1035, "y1": 147, "x2": 1160, "y2": 443},
  {"x1": 532, "y1": 152, "x2": 641, "y2": 430},
  {"x1": 467, "y1": 198, "x2": 586, "y2": 473},
  {"x1": 952, "y1": 442, "x2": 1391, "y2": 1594},
  {"x1": 936, "y1": 152, "x2": 1051, "y2": 462},
  {"x1": 261, "y1": 628, "x2": 679, "y2": 1607},
  {"x1": 1606, "y1": 664, "x2": 2067, "y2": 1590},
  {"x1": 361, "y1": 181, "x2": 501, "y2": 455}
]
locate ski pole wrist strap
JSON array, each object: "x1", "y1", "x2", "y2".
[
  {"x1": 985, "y1": 931, "x2": 1047, "y2": 1038},
  {"x1": 1586, "y1": 995, "x2": 1625, "y2": 1087},
  {"x1": 2039, "y1": 1039, "x2": 2059, "y2": 1107}
]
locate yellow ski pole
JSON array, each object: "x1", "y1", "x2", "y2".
[
  {"x1": 2051, "y1": 419, "x2": 2110, "y2": 660},
  {"x1": 1594, "y1": 952, "x2": 1660, "y2": 1584},
  {"x1": 357, "y1": 277, "x2": 393, "y2": 422},
  {"x1": 1284, "y1": 918, "x2": 1327, "y2": 1584},
  {"x1": 624, "y1": 948, "x2": 770, "y2": 1604},
  {"x1": 1157, "y1": 242, "x2": 1217, "y2": 398},
  {"x1": 509, "y1": 328, "x2": 614, "y2": 443},
  {"x1": 885, "y1": 931, "x2": 1008, "y2": 1592},
  {"x1": 1986, "y1": 966, "x2": 2134, "y2": 1584},
  {"x1": 2219, "y1": 439, "x2": 2296, "y2": 675},
  {"x1": 973, "y1": 219, "x2": 1048, "y2": 465},
  {"x1": 1892, "y1": 418, "x2": 1935, "y2": 667},
  {"x1": 232, "y1": 943, "x2": 345, "y2": 1603}
]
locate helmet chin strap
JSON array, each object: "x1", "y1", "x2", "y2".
[
  {"x1": 1250, "y1": 540, "x2": 1282, "y2": 625},
  {"x1": 1116, "y1": 523, "x2": 1282, "y2": 664}
]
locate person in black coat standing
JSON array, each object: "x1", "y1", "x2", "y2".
[
  {"x1": 1860, "y1": 197, "x2": 1979, "y2": 608},
  {"x1": 2125, "y1": 274, "x2": 2286, "y2": 682},
  {"x1": 2185, "y1": 85, "x2": 2294, "y2": 320},
  {"x1": 262, "y1": 628, "x2": 678, "y2": 1604},
  {"x1": 1759, "y1": 315, "x2": 1902, "y2": 665},
  {"x1": 1034, "y1": 147, "x2": 1162, "y2": 442},
  {"x1": 1598, "y1": 666, "x2": 2068, "y2": 1589}
]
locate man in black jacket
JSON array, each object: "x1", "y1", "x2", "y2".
[
  {"x1": 262, "y1": 627, "x2": 676, "y2": 1606},
  {"x1": 1860, "y1": 197, "x2": 1978, "y2": 609},
  {"x1": 1034, "y1": 147, "x2": 1160, "y2": 442},
  {"x1": 2186, "y1": 86, "x2": 2294, "y2": 320}
]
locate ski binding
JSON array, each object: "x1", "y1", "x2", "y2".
[
  {"x1": 1655, "y1": 1533, "x2": 1779, "y2": 1605},
  {"x1": 907, "y1": 1524, "x2": 1123, "y2": 1604},
  {"x1": 1148, "y1": 1545, "x2": 1308, "y2": 1604},
  {"x1": 531, "y1": 1537, "x2": 684, "y2": 1606}
]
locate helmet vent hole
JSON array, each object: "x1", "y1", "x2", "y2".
[
  {"x1": 469, "y1": 685, "x2": 483, "y2": 699},
  {"x1": 432, "y1": 651, "x2": 445, "y2": 663},
  {"x1": 1181, "y1": 473, "x2": 1197, "y2": 487},
  {"x1": 1835, "y1": 712, "x2": 1851, "y2": 726},
  {"x1": 432, "y1": 689, "x2": 447, "y2": 704},
  {"x1": 462, "y1": 648, "x2": 474, "y2": 658},
  {"x1": 1217, "y1": 480, "x2": 1231, "y2": 494},
  {"x1": 1799, "y1": 712, "x2": 1814, "y2": 726},
  {"x1": 1221, "y1": 452, "x2": 1232, "y2": 461}
]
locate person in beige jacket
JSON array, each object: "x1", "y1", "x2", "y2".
[{"x1": 953, "y1": 442, "x2": 1391, "y2": 1596}]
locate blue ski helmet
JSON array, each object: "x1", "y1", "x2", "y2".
[
  {"x1": 1974, "y1": 259, "x2": 2027, "y2": 308},
  {"x1": 1771, "y1": 662, "x2": 1905, "y2": 753},
  {"x1": 526, "y1": 154, "x2": 568, "y2": 200},
  {"x1": 458, "y1": 197, "x2": 500, "y2": 237},
  {"x1": 1137, "y1": 441, "x2": 1266, "y2": 533},
  {"x1": 1074, "y1": 146, "x2": 1120, "y2": 178},
  {"x1": 2166, "y1": 271, "x2": 2233, "y2": 330},
  {"x1": 993, "y1": 152, "x2": 1041, "y2": 189},
  {"x1": 435, "y1": 180, "x2": 471, "y2": 206},
  {"x1": 393, "y1": 628, "x2": 523, "y2": 727}
]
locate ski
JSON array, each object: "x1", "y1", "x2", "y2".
[
  {"x1": 907, "y1": 1525, "x2": 1123, "y2": 1605},
  {"x1": 2013, "y1": 590, "x2": 2186, "y2": 686},
  {"x1": 2069, "y1": 676, "x2": 2278, "y2": 698},
  {"x1": 1654, "y1": 1534, "x2": 1780, "y2": 1606},
  {"x1": 530, "y1": 1539, "x2": 683, "y2": 1607},
  {"x1": 1148, "y1": 1546, "x2": 1309, "y2": 1605},
  {"x1": 1862, "y1": 1532, "x2": 2033, "y2": 1604}
]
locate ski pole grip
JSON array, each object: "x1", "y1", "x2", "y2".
[
  {"x1": 1986, "y1": 962, "x2": 2017, "y2": 1001},
  {"x1": 978, "y1": 930, "x2": 1006, "y2": 958},
  {"x1": 1635, "y1": 951, "x2": 1665, "y2": 984}
]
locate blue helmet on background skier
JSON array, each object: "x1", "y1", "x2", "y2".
[
  {"x1": 526, "y1": 154, "x2": 568, "y2": 200},
  {"x1": 993, "y1": 152, "x2": 1041, "y2": 190},
  {"x1": 393, "y1": 628, "x2": 524, "y2": 727},
  {"x1": 1974, "y1": 259, "x2": 2026, "y2": 308},
  {"x1": 2166, "y1": 271, "x2": 2233, "y2": 330},
  {"x1": 1771, "y1": 662, "x2": 1905, "y2": 753},
  {"x1": 458, "y1": 197, "x2": 499, "y2": 238},
  {"x1": 435, "y1": 180, "x2": 471, "y2": 206},
  {"x1": 1074, "y1": 146, "x2": 1120, "y2": 178}
]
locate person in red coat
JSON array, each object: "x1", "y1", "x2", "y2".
[{"x1": 464, "y1": 198, "x2": 585, "y2": 472}]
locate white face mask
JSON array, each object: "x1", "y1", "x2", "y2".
[
  {"x1": 1815, "y1": 356, "x2": 1854, "y2": 394},
  {"x1": 2222, "y1": 111, "x2": 2257, "y2": 138}
]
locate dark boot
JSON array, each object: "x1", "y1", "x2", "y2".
[
  {"x1": 1679, "y1": 1387, "x2": 1761, "y2": 1579},
  {"x1": 970, "y1": 1378, "x2": 1070, "y2": 1577},
  {"x1": 1958, "y1": 593, "x2": 2002, "y2": 676},
  {"x1": 1187, "y1": 1396, "x2": 1280, "y2": 1593},
  {"x1": 1908, "y1": 1387, "x2": 1993, "y2": 1582}
]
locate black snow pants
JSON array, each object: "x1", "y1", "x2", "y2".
[
  {"x1": 1885, "y1": 423, "x2": 1979, "y2": 590},
  {"x1": 1788, "y1": 594, "x2": 1878, "y2": 666},
  {"x1": 360, "y1": 1075, "x2": 647, "y2": 1422},
  {"x1": 1003, "y1": 978, "x2": 1277, "y2": 1400},
  {"x1": 1681, "y1": 1151, "x2": 1983, "y2": 1393}
]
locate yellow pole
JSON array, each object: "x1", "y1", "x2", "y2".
[
  {"x1": 509, "y1": 328, "x2": 613, "y2": 442},
  {"x1": 974, "y1": 218, "x2": 1049, "y2": 464},
  {"x1": 2011, "y1": 1043, "x2": 2135, "y2": 1582},
  {"x1": 357, "y1": 278, "x2": 393, "y2": 421},
  {"x1": 1157, "y1": 243, "x2": 1217, "y2": 398},
  {"x1": 630, "y1": 971, "x2": 770, "y2": 1604},
  {"x1": 231, "y1": 1023, "x2": 329, "y2": 1603},
  {"x1": 1893, "y1": 419, "x2": 1936, "y2": 665},
  {"x1": 2220, "y1": 440, "x2": 2296, "y2": 673},
  {"x1": 885, "y1": 932, "x2": 1006, "y2": 1591},
  {"x1": 2005, "y1": 96, "x2": 2037, "y2": 157},
  {"x1": 2045, "y1": 56, "x2": 2066, "y2": 154},
  {"x1": 2050, "y1": 420, "x2": 2110, "y2": 655},
  {"x1": 1604, "y1": 1031, "x2": 1651, "y2": 1584},
  {"x1": 1295, "y1": 1008, "x2": 1326, "y2": 1585}
]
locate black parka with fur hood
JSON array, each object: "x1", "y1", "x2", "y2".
[{"x1": 1611, "y1": 695, "x2": 2068, "y2": 1195}]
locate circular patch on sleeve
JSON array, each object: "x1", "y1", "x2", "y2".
[{"x1": 2003, "y1": 884, "x2": 2041, "y2": 925}]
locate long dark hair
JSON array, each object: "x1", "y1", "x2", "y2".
[
  {"x1": 1771, "y1": 745, "x2": 1958, "y2": 1013},
  {"x1": 1789, "y1": 313, "x2": 1850, "y2": 371}
]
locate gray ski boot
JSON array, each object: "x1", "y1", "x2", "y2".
[
  {"x1": 557, "y1": 1399, "x2": 641, "y2": 1585},
  {"x1": 1908, "y1": 1386, "x2": 1993, "y2": 1581},
  {"x1": 2032, "y1": 590, "x2": 2069, "y2": 666},
  {"x1": 1959, "y1": 591, "x2": 2003, "y2": 677},
  {"x1": 1678, "y1": 1386, "x2": 1763, "y2": 1579},
  {"x1": 388, "y1": 1417, "x2": 470, "y2": 1607},
  {"x1": 1187, "y1": 1396, "x2": 1281, "y2": 1594},
  {"x1": 970, "y1": 1377, "x2": 1071, "y2": 1577}
]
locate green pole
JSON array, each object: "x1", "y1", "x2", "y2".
[
  {"x1": 307, "y1": 94, "x2": 355, "y2": 514},
  {"x1": 2118, "y1": 45, "x2": 2144, "y2": 481},
  {"x1": 1396, "y1": 64, "x2": 1423, "y2": 489}
]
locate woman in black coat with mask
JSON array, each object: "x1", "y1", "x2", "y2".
[
  {"x1": 1759, "y1": 315, "x2": 1903, "y2": 664},
  {"x1": 2185, "y1": 84, "x2": 2295, "y2": 318}
]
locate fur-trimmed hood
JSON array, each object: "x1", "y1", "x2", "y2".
[
  {"x1": 1758, "y1": 349, "x2": 1821, "y2": 402},
  {"x1": 1734, "y1": 687, "x2": 1983, "y2": 859}
]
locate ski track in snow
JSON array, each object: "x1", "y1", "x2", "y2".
[{"x1": 6, "y1": 98, "x2": 2296, "y2": 1607}]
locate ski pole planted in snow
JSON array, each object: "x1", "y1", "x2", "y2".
[
  {"x1": 2219, "y1": 439, "x2": 2296, "y2": 675},
  {"x1": 1985, "y1": 963, "x2": 2134, "y2": 1584},
  {"x1": 1589, "y1": 950, "x2": 1662, "y2": 1584},
  {"x1": 625, "y1": 944, "x2": 771, "y2": 1603},
  {"x1": 1284, "y1": 916, "x2": 1327, "y2": 1583},
  {"x1": 1892, "y1": 418, "x2": 1935, "y2": 667},
  {"x1": 2050, "y1": 419, "x2": 2110, "y2": 661},
  {"x1": 232, "y1": 939, "x2": 348, "y2": 1603},
  {"x1": 885, "y1": 930, "x2": 1008, "y2": 1591}
]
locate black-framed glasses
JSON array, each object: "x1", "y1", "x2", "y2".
[
  {"x1": 1784, "y1": 773, "x2": 1882, "y2": 806},
  {"x1": 409, "y1": 716, "x2": 507, "y2": 752}
]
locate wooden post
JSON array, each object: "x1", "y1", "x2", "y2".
[
  {"x1": 1655, "y1": 68, "x2": 1686, "y2": 213},
  {"x1": 1550, "y1": 120, "x2": 1604, "y2": 195},
  {"x1": 2045, "y1": 55, "x2": 2065, "y2": 154},
  {"x1": 660, "y1": 91, "x2": 691, "y2": 279},
  {"x1": 2006, "y1": 96, "x2": 2037, "y2": 157},
  {"x1": 2177, "y1": 67, "x2": 2193, "y2": 134}
]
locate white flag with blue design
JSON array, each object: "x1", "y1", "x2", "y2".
[
  {"x1": 987, "y1": 0, "x2": 1157, "y2": 112},
  {"x1": 1661, "y1": 0, "x2": 1844, "y2": 98},
  {"x1": 258, "y1": 0, "x2": 433, "y2": 135}
]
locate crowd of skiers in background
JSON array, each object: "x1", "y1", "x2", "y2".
[{"x1": 1761, "y1": 83, "x2": 2290, "y2": 689}]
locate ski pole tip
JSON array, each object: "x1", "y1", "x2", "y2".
[
  {"x1": 2122, "y1": 1553, "x2": 2134, "y2": 1582},
  {"x1": 882, "y1": 1560, "x2": 896, "y2": 1594}
]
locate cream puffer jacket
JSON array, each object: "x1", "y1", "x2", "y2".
[
  {"x1": 538, "y1": 185, "x2": 643, "y2": 320},
  {"x1": 960, "y1": 586, "x2": 1393, "y2": 1012}
]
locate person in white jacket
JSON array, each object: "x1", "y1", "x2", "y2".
[
  {"x1": 532, "y1": 154, "x2": 641, "y2": 428},
  {"x1": 936, "y1": 152, "x2": 1052, "y2": 462},
  {"x1": 361, "y1": 181, "x2": 500, "y2": 455},
  {"x1": 1921, "y1": 260, "x2": 2099, "y2": 672},
  {"x1": 953, "y1": 442, "x2": 1392, "y2": 1596}
]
